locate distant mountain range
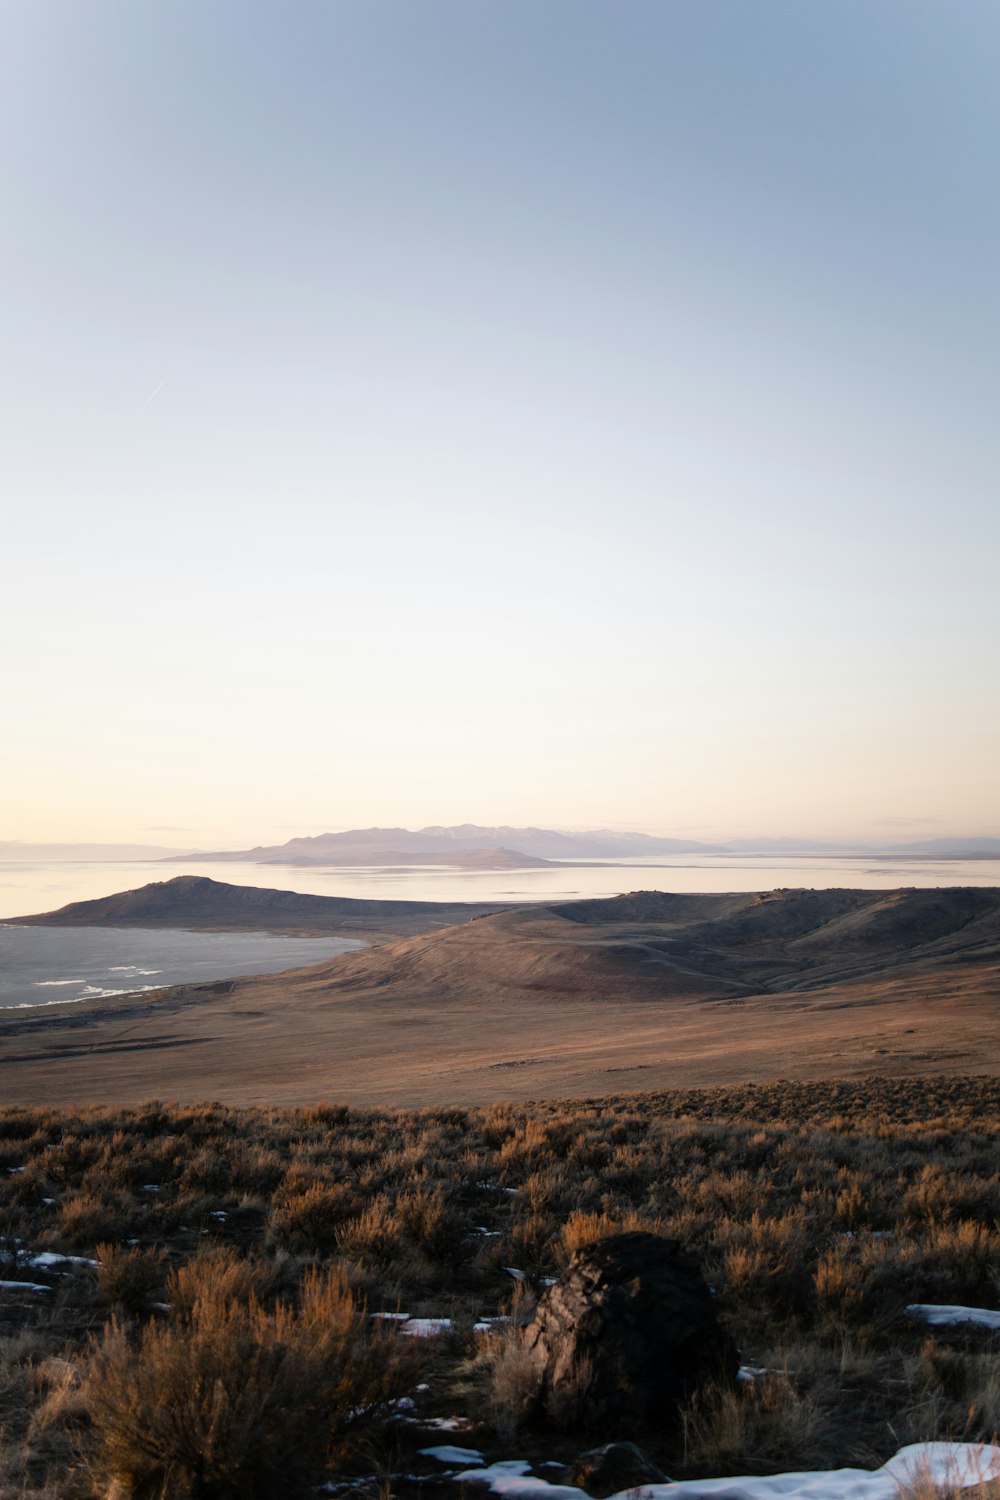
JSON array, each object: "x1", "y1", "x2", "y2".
[
  {"x1": 160, "y1": 826, "x2": 1000, "y2": 866},
  {"x1": 162, "y1": 825, "x2": 723, "y2": 865}
]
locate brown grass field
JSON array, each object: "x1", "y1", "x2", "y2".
[{"x1": 2, "y1": 881, "x2": 998, "y2": 1108}]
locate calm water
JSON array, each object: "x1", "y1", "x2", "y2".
[
  {"x1": 0, "y1": 925, "x2": 363, "y2": 1010},
  {"x1": 1, "y1": 853, "x2": 999, "y2": 918}
]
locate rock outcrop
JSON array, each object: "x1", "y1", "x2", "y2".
[
  {"x1": 523, "y1": 1231, "x2": 738, "y2": 1431},
  {"x1": 566, "y1": 1441, "x2": 667, "y2": 1496}
]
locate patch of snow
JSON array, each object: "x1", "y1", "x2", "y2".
[
  {"x1": 421, "y1": 1446, "x2": 485, "y2": 1466},
  {"x1": 737, "y1": 1366, "x2": 780, "y2": 1385},
  {"x1": 906, "y1": 1304, "x2": 1000, "y2": 1330},
  {"x1": 503, "y1": 1267, "x2": 526, "y2": 1281},
  {"x1": 400, "y1": 1318, "x2": 452, "y2": 1337},
  {"x1": 456, "y1": 1460, "x2": 534, "y2": 1482},
  {"x1": 27, "y1": 1252, "x2": 98, "y2": 1269},
  {"x1": 474, "y1": 1316, "x2": 511, "y2": 1334},
  {"x1": 0, "y1": 1280, "x2": 50, "y2": 1293},
  {"x1": 455, "y1": 1460, "x2": 579, "y2": 1500},
  {"x1": 372, "y1": 1311, "x2": 411, "y2": 1322},
  {"x1": 422, "y1": 1416, "x2": 473, "y2": 1432},
  {"x1": 453, "y1": 1443, "x2": 1000, "y2": 1500}
]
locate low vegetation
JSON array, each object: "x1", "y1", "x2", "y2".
[{"x1": 2, "y1": 1076, "x2": 1000, "y2": 1496}]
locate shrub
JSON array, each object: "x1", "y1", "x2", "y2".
[
  {"x1": 85, "y1": 1257, "x2": 420, "y2": 1500},
  {"x1": 814, "y1": 1243, "x2": 867, "y2": 1336},
  {"x1": 394, "y1": 1186, "x2": 462, "y2": 1260},
  {"x1": 716, "y1": 1212, "x2": 812, "y2": 1334},
  {"x1": 59, "y1": 1191, "x2": 132, "y2": 1247},
  {"x1": 266, "y1": 1181, "x2": 361, "y2": 1254},
  {"x1": 95, "y1": 1243, "x2": 167, "y2": 1318},
  {"x1": 335, "y1": 1198, "x2": 403, "y2": 1272},
  {"x1": 558, "y1": 1208, "x2": 662, "y2": 1260}
]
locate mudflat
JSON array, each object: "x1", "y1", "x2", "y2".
[{"x1": 2, "y1": 882, "x2": 998, "y2": 1107}]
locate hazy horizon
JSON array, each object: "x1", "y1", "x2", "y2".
[
  {"x1": 4, "y1": 821, "x2": 1000, "y2": 862},
  {"x1": 4, "y1": 3, "x2": 998, "y2": 846}
]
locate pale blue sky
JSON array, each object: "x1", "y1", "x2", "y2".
[{"x1": 2, "y1": 2, "x2": 998, "y2": 842}]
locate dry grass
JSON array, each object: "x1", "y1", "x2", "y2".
[
  {"x1": 2, "y1": 1079, "x2": 1000, "y2": 1493},
  {"x1": 894, "y1": 1451, "x2": 1000, "y2": 1500},
  {"x1": 85, "y1": 1253, "x2": 420, "y2": 1500},
  {"x1": 681, "y1": 1375, "x2": 837, "y2": 1475},
  {"x1": 478, "y1": 1322, "x2": 544, "y2": 1437}
]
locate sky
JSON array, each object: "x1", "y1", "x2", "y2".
[{"x1": 2, "y1": 1, "x2": 999, "y2": 846}]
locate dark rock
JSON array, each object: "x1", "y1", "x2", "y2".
[
  {"x1": 523, "y1": 1231, "x2": 738, "y2": 1431},
  {"x1": 567, "y1": 1441, "x2": 667, "y2": 1496}
]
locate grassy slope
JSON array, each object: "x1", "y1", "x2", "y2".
[{"x1": 1, "y1": 886, "x2": 998, "y2": 1107}]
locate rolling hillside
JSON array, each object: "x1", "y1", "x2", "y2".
[{"x1": 2, "y1": 884, "x2": 998, "y2": 1108}]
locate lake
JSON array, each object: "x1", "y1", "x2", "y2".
[
  {"x1": 0, "y1": 925, "x2": 363, "y2": 1010},
  {"x1": 2, "y1": 852, "x2": 999, "y2": 918}
]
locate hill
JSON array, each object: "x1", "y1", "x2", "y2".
[
  {"x1": 2, "y1": 874, "x2": 504, "y2": 941},
  {"x1": 2, "y1": 884, "x2": 999, "y2": 1108},
  {"x1": 278, "y1": 884, "x2": 1000, "y2": 1005}
]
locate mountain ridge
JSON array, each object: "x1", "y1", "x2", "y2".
[{"x1": 160, "y1": 825, "x2": 1000, "y2": 865}]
